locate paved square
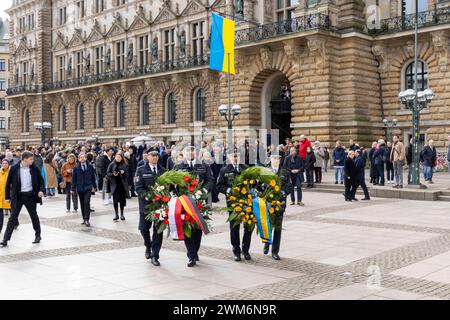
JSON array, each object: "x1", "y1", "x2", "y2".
[{"x1": 1, "y1": 191, "x2": 449, "y2": 300}]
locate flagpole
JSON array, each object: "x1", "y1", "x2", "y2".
[{"x1": 227, "y1": 52, "x2": 232, "y2": 155}]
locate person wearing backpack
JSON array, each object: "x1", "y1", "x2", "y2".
[{"x1": 373, "y1": 139, "x2": 388, "y2": 186}]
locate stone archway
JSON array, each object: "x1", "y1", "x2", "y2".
[{"x1": 249, "y1": 69, "x2": 293, "y2": 146}]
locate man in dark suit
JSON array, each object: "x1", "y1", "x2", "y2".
[
  {"x1": 71, "y1": 153, "x2": 97, "y2": 227},
  {"x1": 217, "y1": 152, "x2": 250, "y2": 261},
  {"x1": 174, "y1": 145, "x2": 214, "y2": 267},
  {"x1": 135, "y1": 147, "x2": 166, "y2": 266},
  {"x1": 1, "y1": 151, "x2": 45, "y2": 247}
]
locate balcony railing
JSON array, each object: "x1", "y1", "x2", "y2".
[
  {"x1": 7, "y1": 54, "x2": 209, "y2": 95},
  {"x1": 235, "y1": 13, "x2": 333, "y2": 46},
  {"x1": 368, "y1": 8, "x2": 450, "y2": 35}
]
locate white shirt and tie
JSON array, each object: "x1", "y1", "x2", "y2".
[
  {"x1": 149, "y1": 164, "x2": 158, "y2": 174},
  {"x1": 20, "y1": 163, "x2": 33, "y2": 192}
]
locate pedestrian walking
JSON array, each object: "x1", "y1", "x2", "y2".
[
  {"x1": 333, "y1": 140, "x2": 346, "y2": 184},
  {"x1": 43, "y1": 152, "x2": 58, "y2": 197},
  {"x1": 107, "y1": 153, "x2": 129, "y2": 221},
  {"x1": 0, "y1": 159, "x2": 11, "y2": 234},
  {"x1": 390, "y1": 135, "x2": 406, "y2": 188},
  {"x1": 95, "y1": 147, "x2": 113, "y2": 192},
  {"x1": 385, "y1": 142, "x2": 394, "y2": 184},
  {"x1": 313, "y1": 141, "x2": 324, "y2": 183},
  {"x1": 368, "y1": 142, "x2": 378, "y2": 184},
  {"x1": 1, "y1": 151, "x2": 45, "y2": 247},
  {"x1": 344, "y1": 150, "x2": 357, "y2": 201},
  {"x1": 135, "y1": 147, "x2": 166, "y2": 266},
  {"x1": 217, "y1": 152, "x2": 250, "y2": 262},
  {"x1": 355, "y1": 150, "x2": 370, "y2": 200},
  {"x1": 373, "y1": 139, "x2": 388, "y2": 186},
  {"x1": 283, "y1": 146, "x2": 304, "y2": 206},
  {"x1": 420, "y1": 139, "x2": 437, "y2": 184},
  {"x1": 61, "y1": 154, "x2": 78, "y2": 213},
  {"x1": 71, "y1": 153, "x2": 97, "y2": 227},
  {"x1": 406, "y1": 139, "x2": 413, "y2": 184},
  {"x1": 305, "y1": 147, "x2": 316, "y2": 188}
]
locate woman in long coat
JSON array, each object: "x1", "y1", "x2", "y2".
[
  {"x1": 106, "y1": 153, "x2": 129, "y2": 221},
  {"x1": 43, "y1": 152, "x2": 58, "y2": 197},
  {"x1": 0, "y1": 158, "x2": 11, "y2": 234}
]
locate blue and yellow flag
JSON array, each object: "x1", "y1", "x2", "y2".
[
  {"x1": 253, "y1": 197, "x2": 272, "y2": 244},
  {"x1": 210, "y1": 13, "x2": 235, "y2": 74}
]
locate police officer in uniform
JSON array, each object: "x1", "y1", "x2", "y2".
[
  {"x1": 135, "y1": 147, "x2": 166, "y2": 266},
  {"x1": 174, "y1": 145, "x2": 214, "y2": 267},
  {"x1": 217, "y1": 152, "x2": 251, "y2": 261},
  {"x1": 264, "y1": 154, "x2": 289, "y2": 260}
]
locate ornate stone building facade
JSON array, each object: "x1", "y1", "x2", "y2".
[
  {"x1": 0, "y1": 18, "x2": 10, "y2": 151},
  {"x1": 5, "y1": 0, "x2": 450, "y2": 151}
]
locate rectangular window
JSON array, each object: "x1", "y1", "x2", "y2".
[
  {"x1": 95, "y1": 0, "x2": 105, "y2": 13},
  {"x1": 22, "y1": 62, "x2": 28, "y2": 86},
  {"x1": 116, "y1": 41, "x2": 125, "y2": 71},
  {"x1": 76, "y1": 1, "x2": 85, "y2": 19},
  {"x1": 95, "y1": 46, "x2": 104, "y2": 75},
  {"x1": 0, "y1": 118, "x2": 5, "y2": 130},
  {"x1": 59, "y1": 7, "x2": 67, "y2": 25},
  {"x1": 0, "y1": 60, "x2": 5, "y2": 71},
  {"x1": 191, "y1": 21, "x2": 205, "y2": 57},
  {"x1": 0, "y1": 80, "x2": 5, "y2": 91},
  {"x1": 116, "y1": 0, "x2": 126, "y2": 5},
  {"x1": 76, "y1": 51, "x2": 83, "y2": 78},
  {"x1": 138, "y1": 35, "x2": 149, "y2": 67},
  {"x1": 58, "y1": 56, "x2": 66, "y2": 81},
  {"x1": 164, "y1": 28, "x2": 175, "y2": 62},
  {"x1": 0, "y1": 99, "x2": 5, "y2": 110}
]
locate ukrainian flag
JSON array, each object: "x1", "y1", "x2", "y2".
[{"x1": 210, "y1": 13, "x2": 235, "y2": 74}]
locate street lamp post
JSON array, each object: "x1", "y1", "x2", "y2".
[
  {"x1": 218, "y1": 103, "x2": 241, "y2": 155},
  {"x1": 383, "y1": 118, "x2": 398, "y2": 143},
  {"x1": 399, "y1": 88, "x2": 434, "y2": 187},
  {"x1": 33, "y1": 121, "x2": 52, "y2": 145}
]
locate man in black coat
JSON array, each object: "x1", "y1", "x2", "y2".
[
  {"x1": 135, "y1": 147, "x2": 166, "y2": 266},
  {"x1": 217, "y1": 152, "x2": 250, "y2": 262},
  {"x1": 283, "y1": 146, "x2": 305, "y2": 206},
  {"x1": 1, "y1": 151, "x2": 45, "y2": 247},
  {"x1": 355, "y1": 149, "x2": 370, "y2": 200},
  {"x1": 174, "y1": 145, "x2": 214, "y2": 267},
  {"x1": 127, "y1": 146, "x2": 138, "y2": 197},
  {"x1": 72, "y1": 153, "x2": 97, "y2": 227},
  {"x1": 95, "y1": 147, "x2": 113, "y2": 192},
  {"x1": 344, "y1": 150, "x2": 357, "y2": 201}
]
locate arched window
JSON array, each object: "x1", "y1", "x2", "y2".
[
  {"x1": 77, "y1": 103, "x2": 85, "y2": 130},
  {"x1": 140, "y1": 95, "x2": 150, "y2": 126},
  {"x1": 194, "y1": 88, "x2": 206, "y2": 122},
  {"x1": 22, "y1": 108, "x2": 29, "y2": 132},
  {"x1": 117, "y1": 98, "x2": 126, "y2": 127},
  {"x1": 404, "y1": 60, "x2": 428, "y2": 91},
  {"x1": 96, "y1": 101, "x2": 104, "y2": 128},
  {"x1": 165, "y1": 92, "x2": 176, "y2": 124},
  {"x1": 59, "y1": 105, "x2": 67, "y2": 131}
]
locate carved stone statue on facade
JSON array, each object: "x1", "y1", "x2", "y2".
[
  {"x1": 67, "y1": 58, "x2": 72, "y2": 77},
  {"x1": 151, "y1": 38, "x2": 158, "y2": 62},
  {"x1": 104, "y1": 47, "x2": 111, "y2": 69},
  {"x1": 179, "y1": 30, "x2": 186, "y2": 57},
  {"x1": 30, "y1": 63, "x2": 35, "y2": 81},
  {"x1": 127, "y1": 44, "x2": 134, "y2": 65},
  {"x1": 235, "y1": 0, "x2": 244, "y2": 16},
  {"x1": 84, "y1": 52, "x2": 91, "y2": 73}
]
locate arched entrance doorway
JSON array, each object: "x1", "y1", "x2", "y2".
[{"x1": 261, "y1": 71, "x2": 292, "y2": 145}]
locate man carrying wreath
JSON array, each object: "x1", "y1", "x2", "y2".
[
  {"x1": 264, "y1": 154, "x2": 289, "y2": 260},
  {"x1": 217, "y1": 152, "x2": 251, "y2": 262},
  {"x1": 135, "y1": 147, "x2": 166, "y2": 266},
  {"x1": 174, "y1": 145, "x2": 214, "y2": 267}
]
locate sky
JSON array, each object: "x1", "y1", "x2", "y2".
[{"x1": 0, "y1": 0, "x2": 12, "y2": 21}]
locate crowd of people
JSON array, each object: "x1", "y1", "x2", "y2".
[{"x1": 0, "y1": 133, "x2": 447, "y2": 266}]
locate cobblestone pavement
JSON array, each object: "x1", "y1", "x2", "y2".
[{"x1": 0, "y1": 190, "x2": 449, "y2": 300}]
